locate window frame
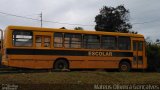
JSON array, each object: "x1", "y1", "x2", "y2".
[
  {"x1": 44, "y1": 36, "x2": 51, "y2": 47},
  {"x1": 64, "y1": 33, "x2": 82, "y2": 49},
  {"x1": 54, "y1": 32, "x2": 63, "y2": 48},
  {"x1": 118, "y1": 36, "x2": 131, "y2": 50},
  {"x1": 12, "y1": 30, "x2": 33, "y2": 47},
  {"x1": 138, "y1": 41, "x2": 143, "y2": 51},
  {"x1": 101, "y1": 35, "x2": 117, "y2": 50},
  {"x1": 35, "y1": 36, "x2": 42, "y2": 47},
  {"x1": 83, "y1": 34, "x2": 100, "y2": 49}
]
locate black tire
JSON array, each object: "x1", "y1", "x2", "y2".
[
  {"x1": 54, "y1": 59, "x2": 69, "y2": 71},
  {"x1": 119, "y1": 62, "x2": 131, "y2": 72}
]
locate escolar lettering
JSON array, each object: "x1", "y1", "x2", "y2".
[{"x1": 88, "y1": 51, "x2": 112, "y2": 56}]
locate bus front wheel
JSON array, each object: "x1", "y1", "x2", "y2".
[
  {"x1": 119, "y1": 62, "x2": 131, "y2": 72},
  {"x1": 54, "y1": 59, "x2": 69, "y2": 71}
]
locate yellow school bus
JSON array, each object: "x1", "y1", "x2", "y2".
[{"x1": 1, "y1": 26, "x2": 147, "y2": 71}]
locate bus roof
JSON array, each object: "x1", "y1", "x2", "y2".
[{"x1": 6, "y1": 25, "x2": 144, "y2": 38}]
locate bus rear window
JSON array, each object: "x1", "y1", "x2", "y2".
[{"x1": 12, "y1": 30, "x2": 33, "y2": 47}]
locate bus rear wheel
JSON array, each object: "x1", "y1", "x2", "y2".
[
  {"x1": 54, "y1": 59, "x2": 69, "y2": 71},
  {"x1": 119, "y1": 62, "x2": 131, "y2": 72}
]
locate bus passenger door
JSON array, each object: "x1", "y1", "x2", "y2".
[
  {"x1": 133, "y1": 40, "x2": 144, "y2": 69},
  {"x1": 34, "y1": 32, "x2": 52, "y2": 48}
]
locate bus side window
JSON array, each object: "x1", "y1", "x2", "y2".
[
  {"x1": 12, "y1": 31, "x2": 33, "y2": 47},
  {"x1": 101, "y1": 36, "x2": 117, "y2": 50},
  {"x1": 118, "y1": 37, "x2": 131, "y2": 50},
  {"x1": 54, "y1": 32, "x2": 63, "y2": 48},
  {"x1": 64, "y1": 33, "x2": 82, "y2": 48},
  {"x1": 83, "y1": 34, "x2": 100, "y2": 49},
  {"x1": 133, "y1": 41, "x2": 137, "y2": 51},
  {"x1": 44, "y1": 37, "x2": 50, "y2": 47},
  {"x1": 138, "y1": 41, "x2": 143, "y2": 51},
  {"x1": 36, "y1": 36, "x2": 42, "y2": 47}
]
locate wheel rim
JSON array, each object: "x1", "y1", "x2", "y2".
[
  {"x1": 58, "y1": 63, "x2": 64, "y2": 69},
  {"x1": 121, "y1": 65, "x2": 128, "y2": 71}
]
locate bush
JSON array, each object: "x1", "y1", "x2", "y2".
[{"x1": 146, "y1": 43, "x2": 160, "y2": 72}]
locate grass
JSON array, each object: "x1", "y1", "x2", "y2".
[
  {"x1": 0, "y1": 71, "x2": 160, "y2": 84},
  {"x1": 0, "y1": 71, "x2": 160, "y2": 90}
]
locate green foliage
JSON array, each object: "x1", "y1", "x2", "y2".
[
  {"x1": 74, "y1": 27, "x2": 84, "y2": 30},
  {"x1": 146, "y1": 41, "x2": 160, "y2": 72},
  {"x1": 60, "y1": 27, "x2": 66, "y2": 29},
  {"x1": 95, "y1": 5, "x2": 132, "y2": 33}
]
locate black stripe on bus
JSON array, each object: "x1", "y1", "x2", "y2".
[{"x1": 6, "y1": 48, "x2": 133, "y2": 57}]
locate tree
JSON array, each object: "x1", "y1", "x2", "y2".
[
  {"x1": 74, "y1": 27, "x2": 84, "y2": 30},
  {"x1": 95, "y1": 5, "x2": 132, "y2": 33},
  {"x1": 60, "y1": 27, "x2": 66, "y2": 29},
  {"x1": 156, "y1": 39, "x2": 160, "y2": 43},
  {"x1": 146, "y1": 37, "x2": 160, "y2": 72}
]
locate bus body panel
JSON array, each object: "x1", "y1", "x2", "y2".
[
  {"x1": 2, "y1": 26, "x2": 147, "y2": 70},
  {"x1": 6, "y1": 55, "x2": 133, "y2": 69}
]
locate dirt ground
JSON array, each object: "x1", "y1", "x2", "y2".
[{"x1": 0, "y1": 71, "x2": 160, "y2": 90}]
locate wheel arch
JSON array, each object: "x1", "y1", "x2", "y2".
[
  {"x1": 119, "y1": 58, "x2": 132, "y2": 68},
  {"x1": 53, "y1": 57, "x2": 70, "y2": 69}
]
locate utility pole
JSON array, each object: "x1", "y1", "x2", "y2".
[{"x1": 40, "y1": 12, "x2": 42, "y2": 27}]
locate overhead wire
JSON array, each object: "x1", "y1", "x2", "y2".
[
  {"x1": 1, "y1": 11, "x2": 160, "y2": 26},
  {"x1": 132, "y1": 19, "x2": 160, "y2": 25},
  {"x1": 0, "y1": 11, "x2": 95, "y2": 27}
]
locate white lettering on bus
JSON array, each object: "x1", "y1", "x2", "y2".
[{"x1": 88, "y1": 51, "x2": 112, "y2": 56}]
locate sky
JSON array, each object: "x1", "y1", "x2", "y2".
[{"x1": 0, "y1": 0, "x2": 160, "y2": 41}]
